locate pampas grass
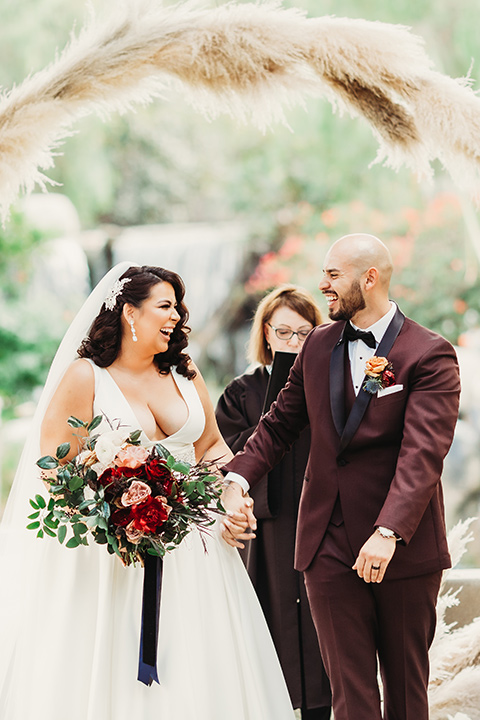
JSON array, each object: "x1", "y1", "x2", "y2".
[
  {"x1": 429, "y1": 518, "x2": 480, "y2": 720},
  {"x1": 1, "y1": 0, "x2": 480, "y2": 219}
]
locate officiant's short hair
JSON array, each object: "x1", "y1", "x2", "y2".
[{"x1": 248, "y1": 285, "x2": 322, "y2": 366}]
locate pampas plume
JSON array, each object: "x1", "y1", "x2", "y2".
[
  {"x1": 1, "y1": 0, "x2": 480, "y2": 219},
  {"x1": 429, "y1": 518, "x2": 480, "y2": 720}
]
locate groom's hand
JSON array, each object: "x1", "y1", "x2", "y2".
[
  {"x1": 352, "y1": 531, "x2": 396, "y2": 583},
  {"x1": 221, "y1": 481, "x2": 257, "y2": 548}
]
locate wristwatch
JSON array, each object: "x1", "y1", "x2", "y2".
[{"x1": 376, "y1": 526, "x2": 399, "y2": 541}]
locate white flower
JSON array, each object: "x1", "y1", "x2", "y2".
[{"x1": 94, "y1": 429, "x2": 127, "y2": 467}]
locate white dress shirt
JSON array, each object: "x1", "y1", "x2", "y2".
[
  {"x1": 348, "y1": 301, "x2": 396, "y2": 395},
  {"x1": 226, "y1": 302, "x2": 398, "y2": 493}
]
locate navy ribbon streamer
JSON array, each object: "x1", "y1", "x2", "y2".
[{"x1": 138, "y1": 553, "x2": 163, "y2": 686}]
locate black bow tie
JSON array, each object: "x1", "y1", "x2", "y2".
[{"x1": 343, "y1": 323, "x2": 376, "y2": 349}]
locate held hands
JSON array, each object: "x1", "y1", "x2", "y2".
[
  {"x1": 220, "y1": 481, "x2": 257, "y2": 549},
  {"x1": 352, "y1": 530, "x2": 396, "y2": 583}
]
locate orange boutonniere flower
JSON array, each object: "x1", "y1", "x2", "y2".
[{"x1": 363, "y1": 356, "x2": 396, "y2": 394}]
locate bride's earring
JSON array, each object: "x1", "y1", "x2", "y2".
[{"x1": 129, "y1": 319, "x2": 138, "y2": 342}]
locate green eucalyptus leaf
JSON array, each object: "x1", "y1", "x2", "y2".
[
  {"x1": 27, "y1": 521, "x2": 41, "y2": 530},
  {"x1": 155, "y1": 443, "x2": 170, "y2": 460},
  {"x1": 65, "y1": 537, "x2": 80, "y2": 549},
  {"x1": 172, "y1": 462, "x2": 190, "y2": 474},
  {"x1": 87, "y1": 415, "x2": 103, "y2": 432},
  {"x1": 37, "y1": 456, "x2": 59, "y2": 470},
  {"x1": 55, "y1": 442, "x2": 71, "y2": 460},
  {"x1": 97, "y1": 517, "x2": 108, "y2": 531},
  {"x1": 166, "y1": 455, "x2": 176, "y2": 469},
  {"x1": 49, "y1": 484, "x2": 65, "y2": 494},
  {"x1": 129, "y1": 429, "x2": 142, "y2": 443},
  {"x1": 35, "y1": 494, "x2": 47, "y2": 509},
  {"x1": 44, "y1": 517, "x2": 59, "y2": 530},
  {"x1": 85, "y1": 468, "x2": 97, "y2": 484},
  {"x1": 73, "y1": 523, "x2": 88, "y2": 536},
  {"x1": 28, "y1": 510, "x2": 40, "y2": 520},
  {"x1": 43, "y1": 526, "x2": 56, "y2": 538},
  {"x1": 29, "y1": 498, "x2": 39, "y2": 510},
  {"x1": 57, "y1": 468, "x2": 70, "y2": 483},
  {"x1": 68, "y1": 475, "x2": 84, "y2": 492},
  {"x1": 78, "y1": 499, "x2": 93, "y2": 511},
  {"x1": 67, "y1": 416, "x2": 86, "y2": 428},
  {"x1": 37, "y1": 529, "x2": 44, "y2": 539},
  {"x1": 58, "y1": 525, "x2": 67, "y2": 544}
]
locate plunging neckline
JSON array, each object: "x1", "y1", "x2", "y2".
[{"x1": 103, "y1": 366, "x2": 190, "y2": 444}]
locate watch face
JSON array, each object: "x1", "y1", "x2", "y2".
[{"x1": 377, "y1": 527, "x2": 394, "y2": 538}]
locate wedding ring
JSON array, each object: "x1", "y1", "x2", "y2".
[{"x1": 372, "y1": 565, "x2": 381, "y2": 570}]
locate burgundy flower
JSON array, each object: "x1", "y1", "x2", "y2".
[
  {"x1": 382, "y1": 369, "x2": 396, "y2": 388},
  {"x1": 145, "y1": 457, "x2": 174, "y2": 495},
  {"x1": 97, "y1": 466, "x2": 123, "y2": 487},
  {"x1": 111, "y1": 507, "x2": 132, "y2": 527},
  {"x1": 130, "y1": 496, "x2": 169, "y2": 534},
  {"x1": 116, "y1": 465, "x2": 147, "y2": 479}
]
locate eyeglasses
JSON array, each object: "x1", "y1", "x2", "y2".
[{"x1": 267, "y1": 323, "x2": 311, "y2": 342}]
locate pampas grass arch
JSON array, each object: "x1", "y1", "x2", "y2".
[{"x1": 1, "y1": 0, "x2": 480, "y2": 221}]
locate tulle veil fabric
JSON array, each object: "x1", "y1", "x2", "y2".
[{"x1": 0, "y1": 262, "x2": 135, "y2": 707}]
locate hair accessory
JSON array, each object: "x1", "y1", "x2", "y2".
[
  {"x1": 129, "y1": 319, "x2": 138, "y2": 342},
  {"x1": 104, "y1": 277, "x2": 131, "y2": 311}
]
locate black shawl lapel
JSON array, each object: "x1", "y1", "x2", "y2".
[
  {"x1": 329, "y1": 327, "x2": 347, "y2": 437},
  {"x1": 337, "y1": 307, "x2": 406, "y2": 457}
]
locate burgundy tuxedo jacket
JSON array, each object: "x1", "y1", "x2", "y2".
[{"x1": 224, "y1": 308, "x2": 461, "y2": 579}]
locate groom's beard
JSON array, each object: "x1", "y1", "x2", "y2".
[{"x1": 328, "y1": 280, "x2": 366, "y2": 321}]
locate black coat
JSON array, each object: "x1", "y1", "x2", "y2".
[{"x1": 216, "y1": 366, "x2": 331, "y2": 711}]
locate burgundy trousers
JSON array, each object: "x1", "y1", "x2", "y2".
[{"x1": 303, "y1": 520, "x2": 441, "y2": 720}]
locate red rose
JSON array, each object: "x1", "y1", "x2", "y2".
[
  {"x1": 116, "y1": 465, "x2": 147, "y2": 479},
  {"x1": 130, "y1": 496, "x2": 169, "y2": 534},
  {"x1": 111, "y1": 507, "x2": 132, "y2": 527},
  {"x1": 382, "y1": 369, "x2": 396, "y2": 388},
  {"x1": 97, "y1": 466, "x2": 123, "y2": 487},
  {"x1": 145, "y1": 457, "x2": 174, "y2": 494}
]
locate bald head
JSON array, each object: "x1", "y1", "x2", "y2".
[
  {"x1": 328, "y1": 234, "x2": 393, "y2": 289},
  {"x1": 320, "y1": 234, "x2": 394, "y2": 326}
]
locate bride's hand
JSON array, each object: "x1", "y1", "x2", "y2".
[{"x1": 221, "y1": 482, "x2": 257, "y2": 549}]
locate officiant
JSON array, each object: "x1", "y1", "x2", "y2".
[{"x1": 216, "y1": 286, "x2": 332, "y2": 720}]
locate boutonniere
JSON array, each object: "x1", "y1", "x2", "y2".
[{"x1": 363, "y1": 356, "x2": 396, "y2": 394}]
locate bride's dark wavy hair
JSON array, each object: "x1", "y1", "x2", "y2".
[{"x1": 78, "y1": 265, "x2": 196, "y2": 379}]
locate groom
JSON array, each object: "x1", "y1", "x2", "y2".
[{"x1": 222, "y1": 234, "x2": 460, "y2": 720}]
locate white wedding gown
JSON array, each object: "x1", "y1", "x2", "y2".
[{"x1": 0, "y1": 362, "x2": 296, "y2": 720}]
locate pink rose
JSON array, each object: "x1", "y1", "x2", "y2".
[
  {"x1": 114, "y1": 445, "x2": 150, "y2": 469},
  {"x1": 121, "y1": 480, "x2": 152, "y2": 507},
  {"x1": 158, "y1": 495, "x2": 172, "y2": 517},
  {"x1": 125, "y1": 521, "x2": 144, "y2": 544}
]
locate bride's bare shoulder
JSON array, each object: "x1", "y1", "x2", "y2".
[
  {"x1": 42, "y1": 359, "x2": 95, "y2": 439},
  {"x1": 65, "y1": 358, "x2": 95, "y2": 382},
  {"x1": 50, "y1": 359, "x2": 95, "y2": 404}
]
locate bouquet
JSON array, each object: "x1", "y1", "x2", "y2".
[{"x1": 28, "y1": 415, "x2": 225, "y2": 566}]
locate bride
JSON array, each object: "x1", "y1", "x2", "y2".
[{"x1": 0, "y1": 262, "x2": 296, "y2": 720}]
